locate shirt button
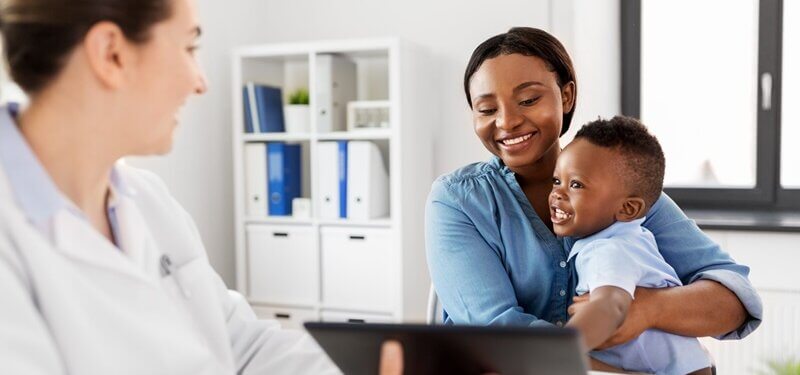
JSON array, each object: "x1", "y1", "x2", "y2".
[
  {"x1": 559, "y1": 289, "x2": 566, "y2": 296},
  {"x1": 559, "y1": 261, "x2": 567, "y2": 268},
  {"x1": 556, "y1": 321, "x2": 564, "y2": 327}
]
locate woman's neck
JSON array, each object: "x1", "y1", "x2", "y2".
[
  {"x1": 17, "y1": 96, "x2": 119, "y2": 217},
  {"x1": 509, "y1": 141, "x2": 560, "y2": 188},
  {"x1": 509, "y1": 141, "x2": 561, "y2": 230}
]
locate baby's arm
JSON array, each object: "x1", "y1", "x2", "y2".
[{"x1": 567, "y1": 286, "x2": 633, "y2": 350}]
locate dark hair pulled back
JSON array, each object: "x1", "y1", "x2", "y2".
[
  {"x1": 464, "y1": 27, "x2": 577, "y2": 136},
  {"x1": 0, "y1": 0, "x2": 172, "y2": 93}
]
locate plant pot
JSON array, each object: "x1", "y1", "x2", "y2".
[{"x1": 284, "y1": 104, "x2": 310, "y2": 133}]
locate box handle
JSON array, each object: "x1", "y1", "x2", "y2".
[
  {"x1": 275, "y1": 313, "x2": 291, "y2": 319},
  {"x1": 349, "y1": 235, "x2": 365, "y2": 240},
  {"x1": 273, "y1": 232, "x2": 289, "y2": 238},
  {"x1": 347, "y1": 319, "x2": 366, "y2": 323}
]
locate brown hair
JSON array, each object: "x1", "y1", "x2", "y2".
[
  {"x1": 464, "y1": 27, "x2": 577, "y2": 136},
  {"x1": 0, "y1": 0, "x2": 172, "y2": 93}
]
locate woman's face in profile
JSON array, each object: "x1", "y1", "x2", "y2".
[
  {"x1": 123, "y1": 0, "x2": 207, "y2": 155},
  {"x1": 468, "y1": 54, "x2": 573, "y2": 170}
]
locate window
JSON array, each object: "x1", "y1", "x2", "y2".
[
  {"x1": 782, "y1": 0, "x2": 800, "y2": 188},
  {"x1": 622, "y1": 0, "x2": 797, "y2": 210}
]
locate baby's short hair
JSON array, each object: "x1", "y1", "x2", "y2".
[{"x1": 574, "y1": 116, "x2": 665, "y2": 208}]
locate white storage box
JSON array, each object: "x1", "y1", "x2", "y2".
[
  {"x1": 320, "y1": 310, "x2": 394, "y2": 324},
  {"x1": 321, "y1": 226, "x2": 395, "y2": 312},
  {"x1": 247, "y1": 224, "x2": 318, "y2": 306},
  {"x1": 252, "y1": 305, "x2": 318, "y2": 330}
]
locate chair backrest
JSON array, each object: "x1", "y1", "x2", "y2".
[{"x1": 426, "y1": 284, "x2": 443, "y2": 324}]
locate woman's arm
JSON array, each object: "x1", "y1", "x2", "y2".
[
  {"x1": 574, "y1": 280, "x2": 747, "y2": 349},
  {"x1": 570, "y1": 193, "x2": 763, "y2": 348},
  {"x1": 426, "y1": 179, "x2": 550, "y2": 327},
  {"x1": 643, "y1": 193, "x2": 762, "y2": 338},
  {"x1": 649, "y1": 279, "x2": 746, "y2": 336}
]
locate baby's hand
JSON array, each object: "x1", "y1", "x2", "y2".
[
  {"x1": 568, "y1": 294, "x2": 591, "y2": 317},
  {"x1": 595, "y1": 287, "x2": 657, "y2": 350}
]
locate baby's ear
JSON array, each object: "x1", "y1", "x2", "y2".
[{"x1": 615, "y1": 197, "x2": 646, "y2": 222}]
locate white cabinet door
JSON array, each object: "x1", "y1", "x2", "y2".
[
  {"x1": 252, "y1": 305, "x2": 319, "y2": 330},
  {"x1": 247, "y1": 224, "x2": 318, "y2": 306},
  {"x1": 321, "y1": 226, "x2": 395, "y2": 313},
  {"x1": 320, "y1": 310, "x2": 395, "y2": 324}
]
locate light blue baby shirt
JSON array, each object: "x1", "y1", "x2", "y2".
[{"x1": 570, "y1": 218, "x2": 710, "y2": 374}]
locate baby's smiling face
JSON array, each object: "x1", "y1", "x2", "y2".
[{"x1": 549, "y1": 139, "x2": 634, "y2": 238}]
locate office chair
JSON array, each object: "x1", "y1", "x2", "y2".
[{"x1": 426, "y1": 284, "x2": 442, "y2": 324}]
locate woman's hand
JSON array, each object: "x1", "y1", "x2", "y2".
[{"x1": 569, "y1": 287, "x2": 658, "y2": 349}]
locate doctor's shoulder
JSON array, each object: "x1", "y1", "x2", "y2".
[
  {"x1": 115, "y1": 162, "x2": 174, "y2": 200},
  {"x1": 115, "y1": 162, "x2": 197, "y2": 218},
  {"x1": 114, "y1": 163, "x2": 207, "y2": 252}
]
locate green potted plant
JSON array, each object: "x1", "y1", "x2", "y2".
[
  {"x1": 761, "y1": 358, "x2": 800, "y2": 375},
  {"x1": 284, "y1": 88, "x2": 310, "y2": 133}
]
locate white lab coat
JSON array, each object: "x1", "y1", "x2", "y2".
[{"x1": 0, "y1": 162, "x2": 339, "y2": 375}]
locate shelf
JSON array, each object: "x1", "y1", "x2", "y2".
[
  {"x1": 319, "y1": 304, "x2": 395, "y2": 316},
  {"x1": 245, "y1": 217, "x2": 393, "y2": 228},
  {"x1": 234, "y1": 38, "x2": 434, "y2": 322},
  {"x1": 245, "y1": 216, "x2": 313, "y2": 225},
  {"x1": 248, "y1": 301, "x2": 318, "y2": 310},
  {"x1": 685, "y1": 209, "x2": 800, "y2": 232},
  {"x1": 318, "y1": 218, "x2": 392, "y2": 228},
  {"x1": 242, "y1": 130, "x2": 391, "y2": 142},
  {"x1": 317, "y1": 129, "x2": 391, "y2": 140},
  {"x1": 243, "y1": 133, "x2": 312, "y2": 142}
]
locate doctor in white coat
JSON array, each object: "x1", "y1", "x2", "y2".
[{"x1": 0, "y1": 0, "x2": 405, "y2": 373}]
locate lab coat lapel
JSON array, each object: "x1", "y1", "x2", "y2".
[
  {"x1": 52, "y1": 210, "x2": 151, "y2": 284},
  {"x1": 113, "y1": 194, "x2": 162, "y2": 280}
]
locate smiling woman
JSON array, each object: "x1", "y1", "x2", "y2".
[{"x1": 425, "y1": 26, "x2": 764, "y2": 372}]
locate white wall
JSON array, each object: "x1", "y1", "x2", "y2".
[
  {"x1": 0, "y1": 0, "x2": 622, "y2": 285},
  {"x1": 126, "y1": 0, "x2": 623, "y2": 285},
  {"x1": 701, "y1": 231, "x2": 800, "y2": 374},
  {"x1": 555, "y1": 0, "x2": 621, "y2": 142}
]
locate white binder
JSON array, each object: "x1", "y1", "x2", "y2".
[
  {"x1": 244, "y1": 143, "x2": 267, "y2": 216},
  {"x1": 317, "y1": 142, "x2": 340, "y2": 219},
  {"x1": 315, "y1": 54, "x2": 356, "y2": 133},
  {"x1": 347, "y1": 141, "x2": 389, "y2": 219},
  {"x1": 245, "y1": 82, "x2": 261, "y2": 134}
]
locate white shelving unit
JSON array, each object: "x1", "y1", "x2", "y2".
[{"x1": 232, "y1": 38, "x2": 435, "y2": 329}]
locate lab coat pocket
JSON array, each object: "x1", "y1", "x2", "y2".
[
  {"x1": 161, "y1": 256, "x2": 234, "y2": 364},
  {"x1": 162, "y1": 257, "x2": 209, "y2": 300}
]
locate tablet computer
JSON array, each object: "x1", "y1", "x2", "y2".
[{"x1": 304, "y1": 322, "x2": 589, "y2": 375}]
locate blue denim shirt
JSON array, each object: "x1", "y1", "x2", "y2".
[{"x1": 425, "y1": 156, "x2": 762, "y2": 340}]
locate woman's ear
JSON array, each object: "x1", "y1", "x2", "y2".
[
  {"x1": 561, "y1": 81, "x2": 576, "y2": 114},
  {"x1": 82, "y1": 21, "x2": 130, "y2": 90},
  {"x1": 615, "y1": 197, "x2": 646, "y2": 222}
]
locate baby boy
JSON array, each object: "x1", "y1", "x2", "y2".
[{"x1": 551, "y1": 116, "x2": 711, "y2": 375}]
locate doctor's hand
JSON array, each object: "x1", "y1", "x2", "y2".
[
  {"x1": 378, "y1": 340, "x2": 499, "y2": 375},
  {"x1": 379, "y1": 341, "x2": 404, "y2": 375},
  {"x1": 569, "y1": 287, "x2": 658, "y2": 350}
]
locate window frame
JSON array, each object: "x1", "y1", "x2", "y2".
[{"x1": 621, "y1": 0, "x2": 799, "y2": 211}]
